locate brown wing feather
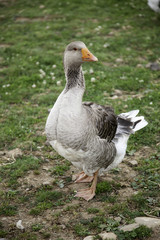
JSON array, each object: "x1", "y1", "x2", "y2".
[{"x1": 83, "y1": 102, "x2": 117, "y2": 142}]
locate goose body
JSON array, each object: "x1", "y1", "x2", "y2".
[
  {"x1": 45, "y1": 41, "x2": 148, "y2": 201},
  {"x1": 148, "y1": 0, "x2": 160, "y2": 13}
]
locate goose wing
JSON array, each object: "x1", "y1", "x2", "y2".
[{"x1": 83, "y1": 102, "x2": 117, "y2": 142}]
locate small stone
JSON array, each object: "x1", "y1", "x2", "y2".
[
  {"x1": 61, "y1": 224, "x2": 66, "y2": 229},
  {"x1": 114, "y1": 216, "x2": 121, "y2": 222},
  {"x1": 128, "y1": 160, "x2": 138, "y2": 167},
  {"x1": 6, "y1": 148, "x2": 22, "y2": 159},
  {"x1": 42, "y1": 166, "x2": 50, "y2": 171},
  {"x1": 135, "y1": 217, "x2": 160, "y2": 228},
  {"x1": 99, "y1": 232, "x2": 117, "y2": 240},
  {"x1": 83, "y1": 236, "x2": 94, "y2": 240},
  {"x1": 116, "y1": 58, "x2": 123, "y2": 63},
  {"x1": 119, "y1": 223, "x2": 139, "y2": 232},
  {"x1": 137, "y1": 64, "x2": 143, "y2": 68},
  {"x1": 114, "y1": 89, "x2": 123, "y2": 96},
  {"x1": 39, "y1": 4, "x2": 45, "y2": 8},
  {"x1": 111, "y1": 95, "x2": 118, "y2": 99},
  {"x1": 43, "y1": 181, "x2": 52, "y2": 186},
  {"x1": 103, "y1": 91, "x2": 108, "y2": 96},
  {"x1": 150, "y1": 62, "x2": 160, "y2": 71},
  {"x1": 146, "y1": 63, "x2": 151, "y2": 68}
]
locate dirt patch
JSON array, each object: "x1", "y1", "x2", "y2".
[
  {"x1": 18, "y1": 163, "x2": 54, "y2": 189},
  {"x1": 0, "y1": 146, "x2": 157, "y2": 239},
  {"x1": 148, "y1": 226, "x2": 160, "y2": 240},
  {"x1": 0, "y1": 148, "x2": 23, "y2": 166},
  {"x1": 0, "y1": 66, "x2": 8, "y2": 71},
  {"x1": 0, "y1": 44, "x2": 11, "y2": 48},
  {"x1": 15, "y1": 15, "x2": 63, "y2": 23},
  {"x1": 125, "y1": 146, "x2": 156, "y2": 162},
  {"x1": 103, "y1": 88, "x2": 145, "y2": 101}
]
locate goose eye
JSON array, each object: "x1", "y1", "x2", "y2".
[{"x1": 73, "y1": 48, "x2": 78, "y2": 51}]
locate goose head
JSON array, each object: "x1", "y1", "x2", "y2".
[{"x1": 64, "y1": 41, "x2": 98, "y2": 70}]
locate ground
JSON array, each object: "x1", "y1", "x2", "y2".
[{"x1": 0, "y1": 0, "x2": 160, "y2": 239}]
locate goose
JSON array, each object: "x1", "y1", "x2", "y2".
[
  {"x1": 45, "y1": 41, "x2": 148, "y2": 201},
  {"x1": 148, "y1": 0, "x2": 160, "y2": 13}
]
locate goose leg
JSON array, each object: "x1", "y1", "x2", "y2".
[
  {"x1": 75, "y1": 170, "x2": 99, "y2": 201},
  {"x1": 74, "y1": 171, "x2": 94, "y2": 183}
]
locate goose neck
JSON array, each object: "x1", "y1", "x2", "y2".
[{"x1": 65, "y1": 65, "x2": 85, "y2": 91}]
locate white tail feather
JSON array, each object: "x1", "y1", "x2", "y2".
[
  {"x1": 133, "y1": 119, "x2": 148, "y2": 132},
  {"x1": 119, "y1": 109, "x2": 139, "y2": 119},
  {"x1": 117, "y1": 109, "x2": 148, "y2": 135}
]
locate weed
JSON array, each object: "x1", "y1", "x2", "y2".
[
  {"x1": 12, "y1": 232, "x2": 37, "y2": 240},
  {"x1": 116, "y1": 225, "x2": 152, "y2": 240},
  {"x1": 96, "y1": 181, "x2": 112, "y2": 194},
  {"x1": 74, "y1": 223, "x2": 90, "y2": 237},
  {"x1": 31, "y1": 223, "x2": 43, "y2": 231},
  {"x1": 41, "y1": 232, "x2": 51, "y2": 239},
  {"x1": 0, "y1": 203, "x2": 17, "y2": 216},
  {"x1": 87, "y1": 207, "x2": 100, "y2": 214},
  {"x1": 51, "y1": 161, "x2": 70, "y2": 176},
  {"x1": 36, "y1": 190, "x2": 63, "y2": 202}
]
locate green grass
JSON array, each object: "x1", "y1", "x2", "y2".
[
  {"x1": 51, "y1": 161, "x2": 71, "y2": 176},
  {"x1": 116, "y1": 225, "x2": 153, "y2": 240},
  {"x1": 0, "y1": 0, "x2": 160, "y2": 239}
]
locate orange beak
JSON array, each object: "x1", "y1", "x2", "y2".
[{"x1": 81, "y1": 48, "x2": 98, "y2": 62}]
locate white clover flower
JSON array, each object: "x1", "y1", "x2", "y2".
[
  {"x1": 139, "y1": 79, "x2": 144, "y2": 83},
  {"x1": 82, "y1": 70, "x2": 87, "y2": 74},
  {"x1": 2, "y1": 85, "x2": 6, "y2": 88},
  {"x1": 103, "y1": 43, "x2": 110, "y2": 48},
  {"x1": 95, "y1": 25, "x2": 102, "y2": 31},
  {"x1": 52, "y1": 76, "x2": 55, "y2": 80},
  {"x1": 36, "y1": 62, "x2": 39, "y2": 65},
  {"x1": 39, "y1": 74, "x2": 44, "y2": 79},
  {"x1": 6, "y1": 84, "x2": 10, "y2": 87},
  {"x1": 89, "y1": 43, "x2": 93, "y2": 46},
  {"x1": 150, "y1": 102, "x2": 153, "y2": 105},
  {"x1": 89, "y1": 68, "x2": 94, "y2": 74},
  {"x1": 39, "y1": 69, "x2": 46, "y2": 76},
  {"x1": 56, "y1": 80, "x2": 61, "y2": 86},
  {"x1": 91, "y1": 77, "x2": 96, "y2": 82},
  {"x1": 39, "y1": 4, "x2": 45, "y2": 9},
  {"x1": 50, "y1": 72, "x2": 54, "y2": 76},
  {"x1": 42, "y1": 80, "x2": 47, "y2": 85},
  {"x1": 5, "y1": 92, "x2": 9, "y2": 95},
  {"x1": 52, "y1": 64, "x2": 57, "y2": 68},
  {"x1": 32, "y1": 84, "x2": 36, "y2": 88},
  {"x1": 120, "y1": 75, "x2": 126, "y2": 80}
]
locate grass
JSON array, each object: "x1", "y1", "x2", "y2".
[
  {"x1": 0, "y1": 0, "x2": 160, "y2": 239},
  {"x1": 116, "y1": 225, "x2": 153, "y2": 240}
]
